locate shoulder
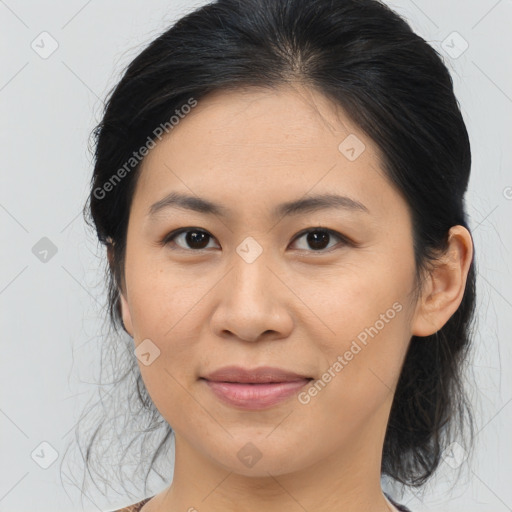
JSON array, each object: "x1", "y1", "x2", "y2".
[{"x1": 109, "y1": 496, "x2": 153, "y2": 512}]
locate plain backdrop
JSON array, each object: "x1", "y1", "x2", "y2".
[{"x1": 0, "y1": 0, "x2": 511, "y2": 511}]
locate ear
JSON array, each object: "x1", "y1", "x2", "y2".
[
  {"x1": 107, "y1": 243, "x2": 134, "y2": 338},
  {"x1": 411, "y1": 225, "x2": 473, "y2": 337},
  {"x1": 119, "y1": 291, "x2": 135, "y2": 338}
]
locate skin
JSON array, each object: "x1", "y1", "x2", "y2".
[{"x1": 114, "y1": 84, "x2": 473, "y2": 512}]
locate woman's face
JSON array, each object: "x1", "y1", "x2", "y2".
[{"x1": 119, "y1": 85, "x2": 424, "y2": 478}]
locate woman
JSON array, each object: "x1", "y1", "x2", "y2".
[{"x1": 74, "y1": 0, "x2": 477, "y2": 510}]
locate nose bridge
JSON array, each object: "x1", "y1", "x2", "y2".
[{"x1": 229, "y1": 234, "x2": 274, "y2": 304}]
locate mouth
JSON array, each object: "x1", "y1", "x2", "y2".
[
  {"x1": 200, "y1": 378, "x2": 313, "y2": 410},
  {"x1": 199, "y1": 366, "x2": 314, "y2": 410},
  {"x1": 201, "y1": 365, "x2": 313, "y2": 384}
]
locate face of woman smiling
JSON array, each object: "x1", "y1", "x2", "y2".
[{"x1": 116, "y1": 85, "x2": 472, "y2": 511}]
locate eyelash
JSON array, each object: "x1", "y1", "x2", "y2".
[{"x1": 160, "y1": 226, "x2": 352, "y2": 254}]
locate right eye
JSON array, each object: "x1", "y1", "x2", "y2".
[{"x1": 161, "y1": 228, "x2": 219, "y2": 251}]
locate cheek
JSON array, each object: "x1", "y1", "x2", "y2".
[
  {"x1": 302, "y1": 258, "x2": 409, "y2": 344},
  {"x1": 127, "y1": 256, "x2": 203, "y2": 340},
  {"x1": 295, "y1": 314, "x2": 409, "y2": 447},
  {"x1": 302, "y1": 260, "x2": 412, "y2": 408},
  {"x1": 134, "y1": 318, "x2": 201, "y2": 429},
  {"x1": 127, "y1": 259, "x2": 210, "y2": 402}
]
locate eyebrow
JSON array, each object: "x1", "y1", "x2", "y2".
[{"x1": 147, "y1": 191, "x2": 369, "y2": 220}]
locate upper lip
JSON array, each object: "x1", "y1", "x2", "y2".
[{"x1": 202, "y1": 366, "x2": 313, "y2": 383}]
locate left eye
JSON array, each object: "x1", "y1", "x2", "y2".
[
  {"x1": 162, "y1": 227, "x2": 349, "y2": 252},
  {"x1": 291, "y1": 228, "x2": 348, "y2": 252}
]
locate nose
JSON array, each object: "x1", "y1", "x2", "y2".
[{"x1": 210, "y1": 251, "x2": 294, "y2": 343}]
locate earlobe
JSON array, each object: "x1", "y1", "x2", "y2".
[
  {"x1": 119, "y1": 291, "x2": 134, "y2": 338},
  {"x1": 411, "y1": 225, "x2": 473, "y2": 338},
  {"x1": 107, "y1": 242, "x2": 135, "y2": 338}
]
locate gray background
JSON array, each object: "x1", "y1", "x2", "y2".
[{"x1": 0, "y1": 0, "x2": 511, "y2": 510}]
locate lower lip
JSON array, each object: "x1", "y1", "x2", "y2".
[{"x1": 201, "y1": 378, "x2": 312, "y2": 410}]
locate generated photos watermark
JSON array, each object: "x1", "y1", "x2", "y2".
[
  {"x1": 93, "y1": 97, "x2": 198, "y2": 200},
  {"x1": 298, "y1": 301, "x2": 403, "y2": 405}
]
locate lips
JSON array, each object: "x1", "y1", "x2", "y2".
[
  {"x1": 201, "y1": 365, "x2": 312, "y2": 384},
  {"x1": 200, "y1": 366, "x2": 313, "y2": 410}
]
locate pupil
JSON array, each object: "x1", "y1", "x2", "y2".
[
  {"x1": 187, "y1": 231, "x2": 209, "y2": 249},
  {"x1": 308, "y1": 230, "x2": 329, "y2": 250}
]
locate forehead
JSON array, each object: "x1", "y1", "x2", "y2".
[
  {"x1": 164, "y1": 84, "x2": 363, "y2": 149},
  {"x1": 133, "y1": 85, "x2": 401, "y2": 224}
]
